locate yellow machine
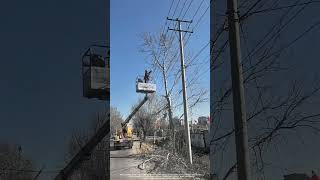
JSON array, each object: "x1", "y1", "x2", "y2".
[
  {"x1": 113, "y1": 126, "x2": 133, "y2": 149},
  {"x1": 112, "y1": 76, "x2": 155, "y2": 150},
  {"x1": 114, "y1": 127, "x2": 132, "y2": 138},
  {"x1": 127, "y1": 127, "x2": 132, "y2": 138}
]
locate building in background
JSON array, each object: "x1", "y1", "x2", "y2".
[
  {"x1": 173, "y1": 117, "x2": 183, "y2": 128},
  {"x1": 283, "y1": 173, "x2": 310, "y2": 180},
  {"x1": 197, "y1": 116, "x2": 209, "y2": 126}
]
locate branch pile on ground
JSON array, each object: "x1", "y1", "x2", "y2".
[
  {"x1": 137, "y1": 141, "x2": 209, "y2": 177},
  {"x1": 134, "y1": 142, "x2": 155, "y2": 155}
]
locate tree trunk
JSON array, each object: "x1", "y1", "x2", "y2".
[{"x1": 162, "y1": 66, "x2": 176, "y2": 153}]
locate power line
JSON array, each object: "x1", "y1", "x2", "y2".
[
  {"x1": 166, "y1": 0, "x2": 182, "y2": 43},
  {"x1": 166, "y1": 0, "x2": 211, "y2": 75},
  {"x1": 182, "y1": 0, "x2": 208, "y2": 42},
  {"x1": 186, "y1": 41, "x2": 210, "y2": 68},
  {"x1": 191, "y1": 0, "x2": 206, "y2": 21},
  {"x1": 164, "y1": 0, "x2": 195, "y2": 53},
  {"x1": 191, "y1": 2, "x2": 210, "y2": 32},
  {"x1": 192, "y1": 39, "x2": 229, "y2": 82},
  {"x1": 240, "y1": 0, "x2": 265, "y2": 20},
  {"x1": 174, "y1": 38, "x2": 229, "y2": 95},
  {"x1": 177, "y1": 0, "x2": 189, "y2": 18},
  {"x1": 169, "y1": 0, "x2": 206, "y2": 48},
  {"x1": 167, "y1": 0, "x2": 176, "y2": 17},
  {"x1": 241, "y1": 0, "x2": 311, "y2": 64},
  {"x1": 240, "y1": 23, "x2": 266, "y2": 119},
  {"x1": 173, "y1": 0, "x2": 208, "y2": 47},
  {"x1": 186, "y1": 18, "x2": 228, "y2": 68},
  {"x1": 156, "y1": 0, "x2": 180, "y2": 87},
  {"x1": 172, "y1": 0, "x2": 181, "y2": 17},
  {"x1": 155, "y1": 0, "x2": 212, "y2": 98},
  {"x1": 0, "y1": 168, "x2": 59, "y2": 174},
  {"x1": 166, "y1": 0, "x2": 304, "y2": 96},
  {"x1": 238, "y1": 0, "x2": 255, "y2": 10},
  {"x1": 242, "y1": 0, "x2": 320, "y2": 20},
  {"x1": 158, "y1": 0, "x2": 193, "y2": 82},
  {"x1": 161, "y1": 0, "x2": 176, "y2": 35},
  {"x1": 182, "y1": 0, "x2": 194, "y2": 20},
  {"x1": 257, "y1": 20, "x2": 320, "y2": 61},
  {"x1": 167, "y1": 23, "x2": 227, "y2": 96}
]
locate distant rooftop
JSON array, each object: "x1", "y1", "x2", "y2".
[{"x1": 283, "y1": 173, "x2": 310, "y2": 180}]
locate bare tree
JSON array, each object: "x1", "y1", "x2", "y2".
[
  {"x1": 140, "y1": 32, "x2": 175, "y2": 137},
  {"x1": 66, "y1": 112, "x2": 109, "y2": 180},
  {"x1": 209, "y1": 2, "x2": 320, "y2": 178},
  {"x1": 110, "y1": 106, "x2": 123, "y2": 135},
  {"x1": 140, "y1": 31, "x2": 209, "y2": 153},
  {"x1": 132, "y1": 94, "x2": 164, "y2": 140},
  {"x1": 0, "y1": 143, "x2": 34, "y2": 180}
]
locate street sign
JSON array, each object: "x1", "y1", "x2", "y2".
[{"x1": 136, "y1": 82, "x2": 156, "y2": 93}]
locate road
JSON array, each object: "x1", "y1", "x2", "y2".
[{"x1": 110, "y1": 140, "x2": 146, "y2": 180}]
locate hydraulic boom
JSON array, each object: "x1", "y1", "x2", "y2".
[{"x1": 121, "y1": 95, "x2": 149, "y2": 128}]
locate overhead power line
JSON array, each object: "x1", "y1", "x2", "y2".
[
  {"x1": 240, "y1": 0, "x2": 265, "y2": 19},
  {"x1": 182, "y1": 0, "x2": 194, "y2": 20},
  {"x1": 177, "y1": 0, "x2": 189, "y2": 18},
  {"x1": 241, "y1": 0, "x2": 312, "y2": 64},
  {"x1": 241, "y1": 0, "x2": 320, "y2": 20},
  {"x1": 166, "y1": 0, "x2": 182, "y2": 42},
  {"x1": 166, "y1": 0, "x2": 211, "y2": 74},
  {"x1": 258, "y1": 20, "x2": 320, "y2": 61},
  {"x1": 0, "y1": 168, "x2": 59, "y2": 174},
  {"x1": 161, "y1": 0, "x2": 176, "y2": 35}
]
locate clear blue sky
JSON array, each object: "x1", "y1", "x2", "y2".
[{"x1": 110, "y1": 0, "x2": 210, "y2": 120}]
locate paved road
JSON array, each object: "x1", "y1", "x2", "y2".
[{"x1": 110, "y1": 141, "x2": 146, "y2": 180}]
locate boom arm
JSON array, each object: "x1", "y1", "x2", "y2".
[
  {"x1": 121, "y1": 95, "x2": 149, "y2": 128},
  {"x1": 55, "y1": 113, "x2": 110, "y2": 180}
]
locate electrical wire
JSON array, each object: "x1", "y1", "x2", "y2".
[
  {"x1": 257, "y1": 20, "x2": 320, "y2": 61},
  {"x1": 161, "y1": 0, "x2": 209, "y2": 79},
  {"x1": 0, "y1": 168, "x2": 59, "y2": 174},
  {"x1": 177, "y1": 0, "x2": 189, "y2": 19},
  {"x1": 181, "y1": 0, "x2": 194, "y2": 20},
  {"x1": 160, "y1": 0, "x2": 176, "y2": 35},
  {"x1": 242, "y1": 0, "x2": 320, "y2": 19},
  {"x1": 166, "y1": 0, "x2": 211, "y2": 75},
  {"x1": 241, "y1": 0, "x2": 311, "y2": 64}
]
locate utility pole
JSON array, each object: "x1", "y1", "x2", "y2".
[
  {"x1": 167, "y1": 17, "x2": 193, "y2": 164},
  {"x1": 227, "y1": 0, "x2": 251, "y2": 180},
  {"x1": 209, "y1": 1, "x2": 218, "y2": 179}
]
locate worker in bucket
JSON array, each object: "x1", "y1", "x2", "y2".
[{"x1": 144, "y1": 70, "x2": 152, "y2": 83}]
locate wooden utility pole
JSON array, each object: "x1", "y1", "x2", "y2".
[
  {"x1": 227, "y1": 0, "x2": 251, "y2": 179},
  {"x1": 167, "y1": 17, "x2": 193, "y2": 164},
  {"x1": 209, "y1": 0, "x2": 218, "y2": 179}
]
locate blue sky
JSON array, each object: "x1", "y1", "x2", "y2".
[{"x1": 110, "y1": 0, "x2": 210, "y2": 120}]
